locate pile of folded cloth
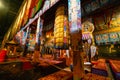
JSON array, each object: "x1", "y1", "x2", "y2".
[{"x1": 92, "y1": 59, "x2": 108, "y2": 76}]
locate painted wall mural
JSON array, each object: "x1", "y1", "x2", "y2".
[
  {"x1": 109, "y1": 32, "x2": 119, "y2": 42},
  {"x1": 91, "y1": 0, "x2": 100, "y2": 11},
  {"x1": 95, "y1": 32, "x2": 120, "y2": 45}
]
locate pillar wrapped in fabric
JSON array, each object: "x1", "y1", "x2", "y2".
[{"x1": 54, "y1": 5, "x2": 69, "y2": 49}]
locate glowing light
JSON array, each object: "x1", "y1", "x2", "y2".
[
  {"x1": 46, "y1": 35, "x2": 49, "y2": 38},
  {"x1": 0, "y1": 1, "x2": 4, "y2": 9}
]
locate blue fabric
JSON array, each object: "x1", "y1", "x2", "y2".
[{"x1": 70, "y1": 64, "x2": 73, "y2": 72}]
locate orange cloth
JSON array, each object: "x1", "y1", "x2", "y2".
[{"x1": 32, "y1": 50, "x2": 40, "y2": 63}]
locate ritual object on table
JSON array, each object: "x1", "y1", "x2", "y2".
[{"x1": 6, "y1": 40, "x2": 19, "y2": 58}]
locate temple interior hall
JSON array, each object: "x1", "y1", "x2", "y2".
[{"x1": 0, "y1": 0, "x2": 120, "y2": 80}]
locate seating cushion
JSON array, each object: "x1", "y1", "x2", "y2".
[
  {"x1": 109, "y1": 60, "x2": 120, "y2": 80},
  {"x1": 0, "y1": 49, "x2": 7, "y2": 62},
  {"x1": 83, "y1": 73, "x2": 111, "y2": 80}
]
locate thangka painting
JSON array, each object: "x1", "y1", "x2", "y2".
[
  {"x1": 109, "y1": 6, "x2": 120, "y2": 28},
  {"x1": 109, "y1": 32, "x2": 119, "y2": 42},
  {"x1": 14, "y1": 31, "x2": 27, "y2": 45},
  {"x1": 21, "y1": 31, "x2": 27, "y2": 45},
  {"x1": 81, "y1": 8, "x2": 84, "y2": 16},
  {"x1": 84, "y1": 3, "x2": 91, "y2": 13},
  {"x1": 50, "y1": 0, "x2": 59, "y2": 7},
  {"x1": 101, "y1": 34, "x2": 109, "y2": 43},
  {"x1": 117, "y1": 32, "x2": 120, "y2": 44},
  {"x1": 28, "y1": 34, "x2": 36, "y2": 51},
  {"x1": 42, "y1": 0, "x2": 50, "y2": 13},
  {"x1": 15, "y1": 32, "x2": 21, "y2": 44},
  {"x1": 93, "y1": 14, "x2": 107, "y2": 30},
  {"x1": 95, "y1": 35, "x2": 102, "y2": 44},
  {"x1": 99, "y1": 0, "x2": 109, "y2": 6},
  {"x1": 36, "y1": 0, "x2": 43, "y2": 13},
  {"x1": 91, "y1": 0, "x2": 100, "y2": 11},
  {"x1": 117, "y1": 32, "x2": 120, "y2": 38}
]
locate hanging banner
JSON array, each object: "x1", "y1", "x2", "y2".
[
  {"x1": 42, "y1": 0, "x2": 50, "y2": 13},
  {"x1": 68, "y1": 0, "x2": 81, "y2": 33},
  {"x1": 28, "y1": 34, "x2": 36, "y2": 51},
  {"x1": 29, "y1": 0, "x2": 43, "y2": 18},
  {"x1": 15, "y1": 31, "x2": 21, "y2": 44},
  {"x1": 22, "y1": 31, "x2": 27, "y2": 45},
  {"x1": 50, "y1": 0, "x2": 59, "y2": 7},
  {"x1": 36, "y1": 17, "x2": 41, "y2": 43},
  {"x1": 35, "y1": 0, "x2": 43, "y2": 13}
]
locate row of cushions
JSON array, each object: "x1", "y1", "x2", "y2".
[
  {"x1": 83, "y1": 73, "x2": 111, "y2": 80},
  {"x1": 109, "y1": 60, "x2": 120, "y2": 72},
  {"x1": 109, "y1": 60, "x2": 120, "y2": 80}
]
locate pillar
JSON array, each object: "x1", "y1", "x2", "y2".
[
  {"x1": 68, "y1": 0, "x2": 84, "y2": 79},
  {"x1": 39, "y1": 19, "x2": 43, "y2": 57},
  {"x1": 33, "y1": 17, "x2": 41, "y2": 62},
  {"x1": 71, "y1": 31, "x2": 84, "y2": 80},
  {"x1": 23, "y1": 27, "x2": 30, "y2": 57}
]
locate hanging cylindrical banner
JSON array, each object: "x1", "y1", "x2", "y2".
[
  {"x1": 36, "y1": 17, "x2": 41, "y2": 43},
  {"x1": 54, "y1": 5, "x2": 69, "y2": 49},
  {"x1": 68, "y1": 0, "x2": 81, "y2": 33}
]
